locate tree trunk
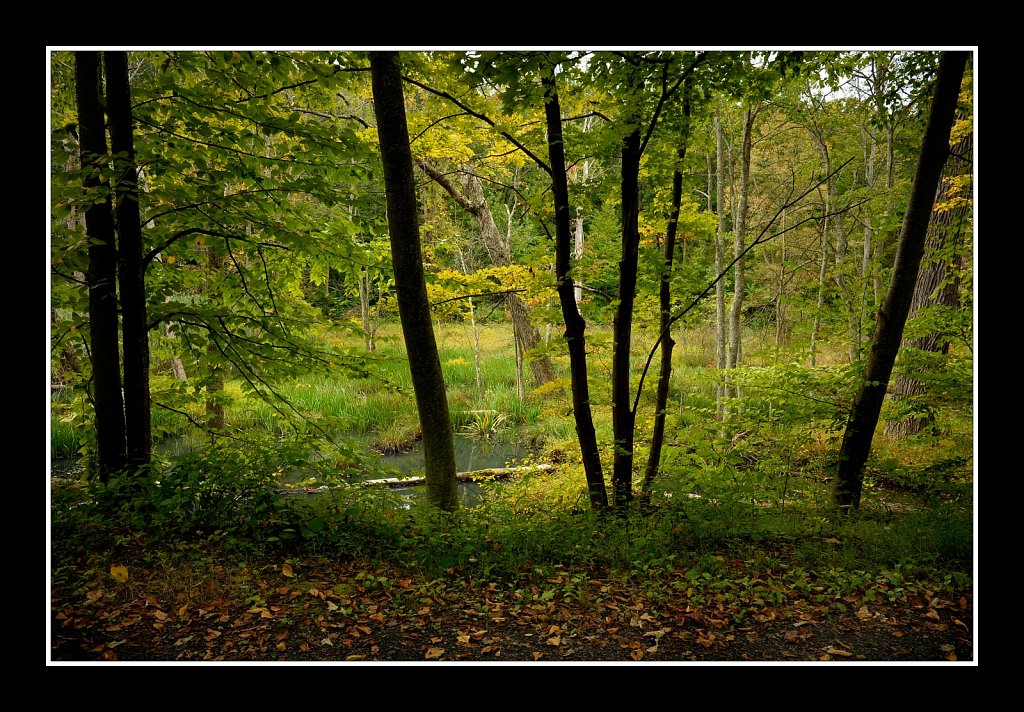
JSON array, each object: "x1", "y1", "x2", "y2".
[
  {"x1": 611, "y1": 124, "x2": 643, "y2": 510},
  {"x1": 725, "y1": 105, "x2": 755, "y2": 404},
  {"x1": 371, "y1": 51, "x2": 459, "y2": 512},
  {"x1": 809, "y1": 188, "x2": 831, "y2": 368},
  {"x1": 417, "y1": 159, "x2": 556, "y2": 389},
  {"x1": 834, "y1": 51, "x2": 967, "y2": 511},
  {"x1": 884, "y1": 119, "x2": 972, "y2": 439},
  {"x1": 105, "y1": 51, "x2": 151, "y2": 471},
  {"x1": 714, "y1": 109, "x2": 728, "y2": 415},
  {"x1": 542, "y1": 69, "x2": 607, "y2": 511},
  {"x1": 642, "y1": 90, "x2": 690, "y2": 503},
  {"x1": 76, "y1": 51, "x2": 126, "y2": 483}
]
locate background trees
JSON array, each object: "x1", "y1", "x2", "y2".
[{"x1": 50, "y1": 48, "x2": 974, "y2": 518}]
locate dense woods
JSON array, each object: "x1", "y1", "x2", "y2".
[{"x1": 49, "y1": 49, "x2": 975, "y2": 663}]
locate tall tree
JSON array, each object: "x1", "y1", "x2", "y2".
[
  {"x1": 884, "y1": 104, "x2": 972, "y2": 439},
  {"x1": 75, "y1": 51, "x2": 126, "y2": 482},
  {"x1": 833, "y1": 51, "x2": 968, "y2": 511},
  {"x1": 370, "y1": 51, "x2": 459, "y2": 511},
  {"x1": 104, "y1": 51, "x2": 152, "y2": 471},
  {"x1": 642, "y1": 80, "x2": 692, "y2": 504},
  {"x1": 541, "y1": 65, "x2": 608, "y2": 511}
]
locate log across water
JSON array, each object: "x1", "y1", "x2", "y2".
[
  {"x1": 279, "y1": 463, "x2": 554, "y2": 495},
  {"x1": 362, "y1": 463, "x2": 554, "y2": 488}
]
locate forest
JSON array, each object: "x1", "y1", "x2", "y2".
[{"x1": 48, "y1": 48, "x2": 975, "y2": 663}]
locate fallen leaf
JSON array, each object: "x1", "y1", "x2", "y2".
[
  {"x1": 177, "y1": 604, "x2": 189, "y2": 618},
  {"x1": 855, "y1": 606, "x2": 872, "y2": 620},
  {"x1": 546, "y1": 636, "x2": 561, "y2": 646},
  {"x1": 532, "y1": 652, "x2": 543, "y2": 660},
  {"x1": 826, "y1": 647, "x2": 853, "y2": 657},
  {"x1": 110, "y1": 564, "x2": 129, "y2": 583},
  {"x1": 630, "y1": 649, "x2": 644, "y2": 661},
  {"x1": 151, "y1": 609, "x2": 169, "y2": 621},
  {"x1": 425, "y1": 647, "x2": 445, "y2": 660},
  {"x1": 281, "y1": 563, "x2": 294, "y2": 578},
  {"x1": 345, "y1": 654, "x2": 365, "y2": 661},
  {"x1": 946, "y1": 652, "x2": 957, "y2": 661},
  {"x1": 926, "y1": 609, "x2": 941, "y2": 621}
]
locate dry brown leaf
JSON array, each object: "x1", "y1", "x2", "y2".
[
  {"x1": 532, "y1": 652, "x2": 543, "y2": 660},
  {"x1": 926, "y1": 609, "x2": 941, "y2": 620},
  {"x1": 546, "y1": 636, "x2": 561, "y2": 646},
  {"x1": 855, "y1": 606, "x2": 872, "y2": 620},
  {"x1": 110, "y1": 564, "x2": 129, "y2": 583},
  {"x1": 425, "y1": 647, "x2": 445, "y2": 660},
  {"x1": 826, "y1": 647, "x2": 853, "y2": 657},
  {"x1": 281, "y1": 563, "x2": 294, "y2": 578}
]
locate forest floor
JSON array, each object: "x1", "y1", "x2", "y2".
[{"x1": 50, "y1": 555, "x2": 974, "y2": 665}]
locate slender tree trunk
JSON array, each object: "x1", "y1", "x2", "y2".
[
  {"x1": 809, "y1": 188, "x2": 831, "y2": 368},
  {"x1": 775, "y1": 211, "x2": 787, "y2": 356},
  {"x1": 371, "y1": 51, "x2": 459, "y2": 512},
  {"x1": 458, "y1": 250, "x2": 485, "y2": 402},
  {"x1": 542, "y1": 69, "x2": 607, "y2": 511},
  {"x1": 725, "y1": 105, "x2": 754, "y2": 404},
  {"x1": 834, "y1": 51, "x2": 967, "y2": 511},
  {"x1": 611, "y1": 124, "x2": 643, "y2": 510},
  {"x1": 885, "y1": 120, "x2": 972, "y2": 439},
  {"x1": 76, "y1": 50, "x2": 126, "y2": 483},
  {"x1": 642, "y1": 88, "x2": 690, "y2": 503},
  {"x1": 105, "y1": 51, "x2": 151, "y2": 471},
  {"x1": 714, "y1": 109, "x2": 728, "y2": 416}
]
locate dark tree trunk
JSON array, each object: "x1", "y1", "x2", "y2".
[
  {"x1": 884, "y1": 122, "x2": 972, "y2": 439},
  {"x1": 105, "y1": 51, "x2": 151, "y2": 471},
  {"x1": 834, "y1": 51, "x2": 968, "y2": 511},
  {"x1": 370, "y1": 51, "x2": 459, "y2": 512},
  {"x1": 643, "y1": 84, "x2": 691, "y2": 505},
  {"x1": 611, "y1": 126, "x2": 642, "y2": 510},
  {"x1": 541, "y1": 70, "x2": 607, "y2": 511},
  {"x1": 75, "y1": 51, "x2": 126, "y2": 483}
]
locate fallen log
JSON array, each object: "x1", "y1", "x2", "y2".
[{"x1": 361, "y1": 463, "x2": 554, "y2": 488}]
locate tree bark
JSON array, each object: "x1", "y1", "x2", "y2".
[
  {"x1": 76, "y1": 51, "x2": 126, "y2": 483},
  {"x1": 833, "y1": 51, "x2": 968, "y2": 511},
  {"x1": 884, "y1": 119, "x2": 972, "y2": 439},
  {"x1": 611, "y1": 124, "x2": 643, "y2": 510},
  {"x1": 642, "y1": 87, "x2": 691, "y2": 503},
  {"x1": 371, "y1": 51, "x2": 459, "y2": 512},
  {"x1": 541, "y1": 69, "x2": 607, "y2": 511},
  {"x1": 105, "y1": 51, "x2": 152, "y2": 471}
]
